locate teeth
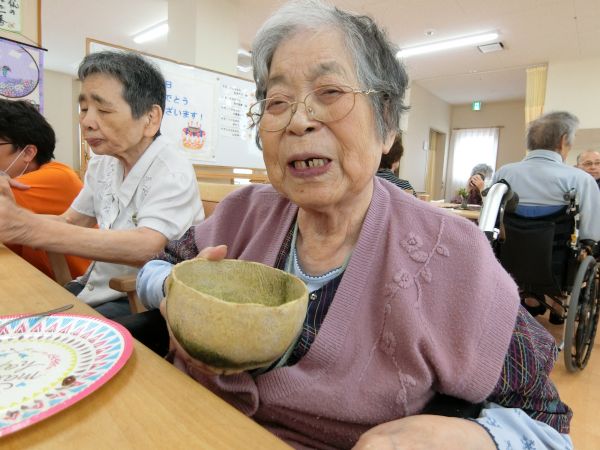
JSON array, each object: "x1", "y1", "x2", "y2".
[
  {"x1": 294, "y1": 160, "x2": 308, "y2": 169},
  {"x1": 293, "y1": 158, "x2": 326, "y2": 169}
]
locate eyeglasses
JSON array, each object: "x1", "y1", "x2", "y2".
[
  {"x1": 247, "y1": 85, "x2": 380, "y2": 132},
  {"x1": 581, "y1": 161, "x2": 600, "y2": 168},
  {"x1": 0, "y1": 142, "x2": 14, "y2": 147}
]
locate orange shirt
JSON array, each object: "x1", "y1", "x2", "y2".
[{"x1": 7, "y1": 161, "x2": 91, "y2": 280}]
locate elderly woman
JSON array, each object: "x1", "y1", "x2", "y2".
[
  {"x1": 452, "y1": 163, "x2": 494, "y2": 205},
  {"x1": 137, "y1": 1, "x2": 572, "y2": 449}
]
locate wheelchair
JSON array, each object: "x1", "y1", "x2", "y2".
[{"x1": 479, "y1": 181, "x2": 600, "y2": 372}]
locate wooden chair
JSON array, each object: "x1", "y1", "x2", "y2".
[
  {"x1": 197, "y1": 181, "x2": 245, "y2": 217},
  {"x1": 108, "y1": 182, "x2": 247, "y2": 312},
  {"x1": 47, "y1": 251, "x2": 146, "y2": 313}
]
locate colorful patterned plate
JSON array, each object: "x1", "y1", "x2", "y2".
[{"x1": 0, "y1": 314, "x2": 133, "y2": 437}]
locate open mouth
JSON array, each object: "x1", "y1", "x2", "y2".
[{"x1": 291, "y1": 158, "x2": 330, "y2": 169}]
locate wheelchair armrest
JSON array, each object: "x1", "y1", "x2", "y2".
[{"x1": 109, "y1": 275, "x2": 146, "y2": 313}]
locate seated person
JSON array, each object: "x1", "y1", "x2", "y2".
[
  {"x1": 0, "y1": 99, "x2": 90, "y2": 280},
  {"x1": 576, "y1": 149, "x2": 600, "y2": 190},
  {"x1": 452, "y1": 163, "x2": 493, "y2": 205},
  {"x1": 375, "y1": 134, "x2": 416, "y2": 195},
  {"x1": 493, "y1": 111, "x2": 600, "y2": 242},
  {"x1": 136, "y1": 3, "x2": 572, "y2": 449},
  {"x1": 0, "y1": 51, "x2": 204, "y2": 319}
]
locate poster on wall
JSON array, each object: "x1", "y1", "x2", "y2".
[
  {"x1": 156, "y1": 63, "x2": 216, "y2": 162},
  {"x1": 88, "y1": 39, "x2": 265, "y2": 169},
  {"x1": 0, "y1": 37, "x2": 44, "y2": 111},
  {"x1": 0, "y1": 0, "x2": 21, "y2": 33}
]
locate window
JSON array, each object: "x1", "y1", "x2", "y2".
[{"x1": 446, "y1": 127, "x2": 499, "y2": 200}]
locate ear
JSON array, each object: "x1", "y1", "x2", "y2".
[
  {"x1": 22, "y1": 144, "x2": 38, "y2": 163},
  {"x1": 144, "y1": 104, "x2": 163, "y2": 138},
  {"x1": 382, "y1": 132, "x2": 396, "y2": 155}
]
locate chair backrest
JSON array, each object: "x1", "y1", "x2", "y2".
[
  {"x1": 198, "y1": 182, "x2": 245, "y2": 218},
  {"x1": 497, "y1": 208, "x2": 575, "y2": 295}
]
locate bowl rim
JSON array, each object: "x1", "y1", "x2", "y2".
[{"x1": 168, "y1": 258, "x2": 309, "y2": 309}]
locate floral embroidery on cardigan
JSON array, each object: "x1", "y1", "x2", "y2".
[
  {"x1": 420, "y1": 267, "x2": 432, "y2": 283},
  {"x1": 400, "y1": 232, "x2": 423, "y2": 253}
]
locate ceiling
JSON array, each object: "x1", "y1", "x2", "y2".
[{"x1": 42, "y1": 0, "x2": 600, "y2": 105}]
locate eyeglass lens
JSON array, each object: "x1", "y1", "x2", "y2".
[{"x1": 251, "y1": 86, "x2": 358, "y2": 132}]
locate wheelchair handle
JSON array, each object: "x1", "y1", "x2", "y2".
[{"x1": 478, "y1": 180, "x2": 511, "y2": 242}]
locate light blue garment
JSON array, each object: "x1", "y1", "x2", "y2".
[
  {"x1": 475, "y1": 402, "x2": 573, "y2": 450},
  {"x1": 136, "y1": 259, "x2": 173, "y2": 310},
  {"x1": 493, "y1": 149, "x2": 600, "y2": 240},
  {"x1": 136, "y1": 260, "x2": 573, "y2": 447}
]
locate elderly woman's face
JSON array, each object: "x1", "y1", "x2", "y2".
[{"x1": 260, "y1": 28, "x2": 390, "y2": 211}]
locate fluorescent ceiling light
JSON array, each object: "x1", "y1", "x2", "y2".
[
  {"x1": 237, "y1": 48, "x2": 252, "y2": 73},
  {"x1": 133, "y1": 21, "x2": 169, "y2": 44},
  {"x1": 396, "y1": 32, "x2": 499, "y2": 58}
]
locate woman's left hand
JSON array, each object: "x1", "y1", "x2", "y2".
[{"x1": 352, "y1": 415, "x2": 495, "y2": 450}]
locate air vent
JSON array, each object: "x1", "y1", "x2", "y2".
[{"x1": 478, "y1": 42, "x2": 504, "y2": 53}]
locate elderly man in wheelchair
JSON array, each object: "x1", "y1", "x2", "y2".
[{"x1": 480, "y1": 180, "x2": 600, "y2": 372}]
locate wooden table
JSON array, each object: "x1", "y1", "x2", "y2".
[
  {"x1": 433, "y1": 202, "x2": 480, "y2": 221},
  {"x1": 0, "y1": 245, "x2": 290, "y2": 449}
]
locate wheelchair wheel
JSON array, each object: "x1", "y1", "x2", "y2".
[{"x1": 564, "y1": 256, "x2": 600, "y2": 372}]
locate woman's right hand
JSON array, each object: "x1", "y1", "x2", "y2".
[
  {"x1": 160, "y1": 245, "x2": 243, "y2": 376},
  {"x1": 468, "y1": 174, "x2": 484, "y2": 192}
]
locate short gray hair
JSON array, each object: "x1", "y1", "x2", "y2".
[
  {"x1": 251, "y1": 0, "x2": 408, "y2": 147},
  {"x1": 470, "y1": 163, "x2": 494, "y2": 180},
  {"x1": 78, "y1": 51, "x2": 166, "y2": 120},
  {"x1": 526, "y1": 111, "x2": 579, "y2": 151}
]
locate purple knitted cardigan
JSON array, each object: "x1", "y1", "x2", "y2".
[{"x1": 184, "y1": 178, "x2": 520, "y2": 449}]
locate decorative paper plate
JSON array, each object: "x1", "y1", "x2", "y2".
[{"x1": 0, "y1": 314, "x2": 133, "y2": 437}]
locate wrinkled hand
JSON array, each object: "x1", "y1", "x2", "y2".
[
  {"x1": 160, "y1": 245, "x2": 243, "y2": 376},
  {"x1": 0, "y1": 175, "x2": 29, "y2": 202},
  {"x1": 352, "y1": 415, "x2": 495, "y2": 450},
  {"x1": 468, "y1": 175, "x2": 485, "y2": 192},
  {"x1": 0, "y1": 195, "x2": 32, "y2": 244}
]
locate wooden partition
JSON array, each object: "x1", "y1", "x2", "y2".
[{"x1": 198, "y1": 181, "x2": 247, "y2": 217}]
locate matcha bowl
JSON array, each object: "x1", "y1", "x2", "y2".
[{"x1": 165, "y1": 258, "x2": 308, "y2": 371}]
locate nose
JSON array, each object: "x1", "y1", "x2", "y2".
[
  {"x1": 79, "y1": 108, "x2": 98, "y2": 130},
  {"x1": 285, "y1": 101, "x2": 320, "y2": 135}
]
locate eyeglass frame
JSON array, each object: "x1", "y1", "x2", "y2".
[
  {"x1": 580, "y1": 160, "x2": 600, "y2": 168},
  {"x1": 246, "y1": 85, "x2": 381, "y2": 132}
]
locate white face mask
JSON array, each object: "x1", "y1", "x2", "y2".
[{"x1": 0, "y1": 148, "x2": 27, "y2": 178}]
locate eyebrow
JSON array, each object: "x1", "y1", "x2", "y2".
[
  {"x1": 78, "y1": 93, "x2": 114, "y2": 108},
  {"x1": 267, "y1": 61, "x2": 350, "y2": 90}
]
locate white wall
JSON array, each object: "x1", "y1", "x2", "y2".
[
  {"x1": 168, "y1": 0, "x2": 238, "y2": 74},
  {"x1": 43, "y1": 70, "x2": 79, "y2": 169},
  {"x1": 401, "y1": 82, "x2": 451, "y2": 192},
  {"x1": 451, "y1": 100, "x2": 526, "y2": 170},
  {"x1": 545, "y1": 57, "x2": 600, "y2": 129}
]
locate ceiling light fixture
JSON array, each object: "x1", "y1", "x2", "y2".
[
  {"x1": 237, "y1": 48, "x2": 252, "y2": 73},
  {"x1": 133, "y1": 20, "x2": 169, "y2": 44},
  {"x1": 396, "y1": 31, "x2": 499, "y2": 58}
]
